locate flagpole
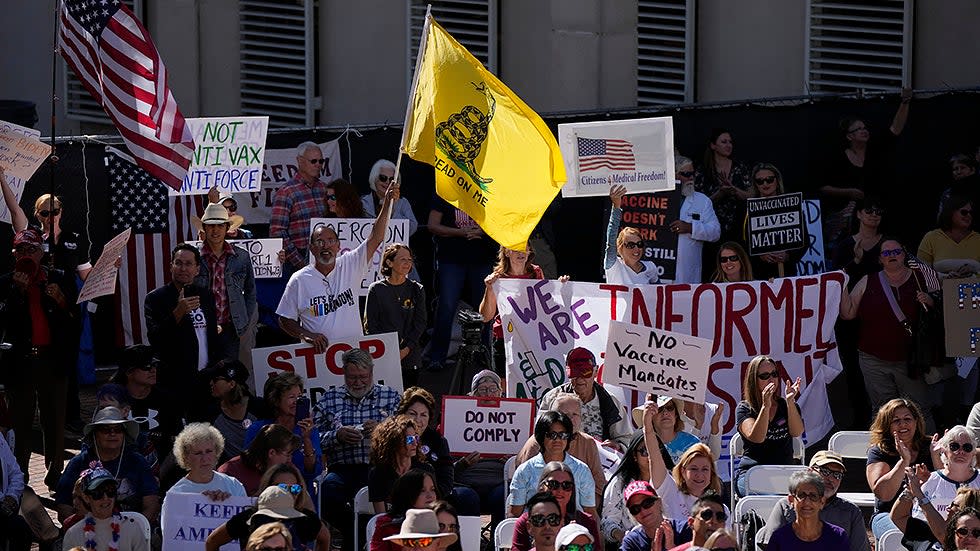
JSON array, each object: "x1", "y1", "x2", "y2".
[
  {"x1": 394, "y1": 5, "x2": 432, "y2": 179},
  {"x1": 47, "y1": 0, "x2": 61, "y2": 268}
]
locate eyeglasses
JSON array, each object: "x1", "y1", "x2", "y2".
[
  {"x1": 326, "y1": 194, "x2": 337, "y2": 201},
  {"x1": 86, "y1": 486, "x2": 118, "y2": 500},
  {"x1": 719, "y1": 254, "x2": 740, "y2": 263},
  {"x1": 277, "y1": 483, "x2": 303, "y2": 495},
  {"x1": 697, "y1": 509, "x2": 728, "y2": 522},
  {"x1": 439, "y1": 522, "x2": 459, "y2": 533},
  {"x1": 543, "y1": 479, "x2": 575, "y2": 491},
  {"x1": 96, "y1": 425, "x2": 124, "y2": 435},
  {"x1": 659, "y1": 403, "x2": 676, "y2": 413},
  {"x1": 135, "y1": 361, "x2": 160, "y2": 371},
  {"x1": 562, "y1": 544, "x2": 594, "y2": 551},
  {"x1": 793, "y1": 491, "x2": 822, "y2": 503},
  {"x1": 39, "y1": 209, "x2": 61, "y2": 217},
  {"x1": 622, "y1": 241, "x2": 643, "y2": 250},
  {"x1": 312, "y1": 238, "x2": 340, "y2": 246},
  {"x1": 956, "y1": 527, "x2": 980, "y2": 538},
  {"x1": 880, "y1": 248, "x2": 904, "y2": 257},
  {"x1": 528, "y1": 513, "x2": 562, "y2": 527},
  {"x1": 627, "y1": 496, "x2": 660, "y2": 515},
  {"x1": 378, "y1": 174, "x2": 394, "y2": 183},
  {"x1": 815, "y1": 466, "x2": 845, "y2": 481},
  {"x1": 949, "y1": 442, "x2": 975, "y2": 453},
  {"x1": 754, "y1": 176, "x2": 777, "y2": 185},
  {"x1": 863, "y1": 207, "x2": 884, "y2": 216},
  {"x1": 545, "y1": 431, "x2": 571, "y2": 441},
  {"x1": 678, "y1": 170, "x2": 695, "y2": 178},
  {"x1": 961, "y1": 209, "x2": 974, "y2": 216},
  {"x1": 473, "y1": 385, "x2": 500, "y2": 396},
  {"x1": 398, "y1": 538, "x2": 436, "y2": 548},
  {"x1": 305, "y1": 158, "x2": 326, "y2": 165},
  {"x1": 406, "y1": 434, "x2": 420, "y2": 446},
  {"x1": 756, "y1": 370, "x2": 779, "y2": 381}
]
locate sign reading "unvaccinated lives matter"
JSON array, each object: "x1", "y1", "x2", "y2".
[
  {"x1": 602, "y1": 319, "x2": 711, "y2": 403},
  {"x1": 746, "y1": 192, "x2": 807, "y2": 256}
]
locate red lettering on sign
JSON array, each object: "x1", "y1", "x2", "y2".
[
  {"x1": 664, "y1": 283, "x2": 690, "y2": 332},
  {"x1": 793, "y1": 277, "x2": 818, "y2": 353},
  {"x1": 631, "y1": 287, "x2": 651, "y2": 326},
  {"x1": 293, "y1": 347, "x2": 318, "y2": 378},
  {"x1": 759, "y1": 279, "x2": 794, "y2": 354},
  {"x1": 600, "y1": 284, "x2": 628, "y2": 321},
  {"x1": 325, "y1": 343, "x2": 353, "y2": 375},
  {"x1": 360, "y1": 338, "x2": 385, "y2": 359},
  {"x1": 724, "y1": 283, "x2": 758, "y2": 358},
  {"x1": 268, "y1": 351, "x2": 294, "y2": 372}
]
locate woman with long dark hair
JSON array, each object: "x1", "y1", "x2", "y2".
[
  {"x1": 326, "y1": 178, "x2": 367, "y2": 218},
  {"x1": 219, "y1": 424, "x2": 301, "y2": 496},
  {"x1": 511, "y1": 462, "x2": 602, "y2": 551},
  {"x1": 601, "y1": 432, "x2": 649, "y2": 543},
  {"x1": 370, "y1": 469, "x2": 440, "y2": 551},
  {"x1": 695, "y1": 128, "x2": 752, "y2": 243}
]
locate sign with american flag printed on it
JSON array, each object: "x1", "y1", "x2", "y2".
[{"x1": 558, "y1": 116, "x2": 675, "y2": 198}]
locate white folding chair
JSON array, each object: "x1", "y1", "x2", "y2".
[
  {"x1": 744, "y1": 464, "x2": 808, "y2": 495},
  {"x1": 365, "y1": 513, "x2": 384, "y2": 551},
  {"x1": 458, "y1": 515, "x2": 482, "y2": 551},
  {"x1": 729, "y1": 434, "x2": 805, "y2": 511},
  {"x1": 732, "y1": 495, "x2": 783, "y2": 549},
  {"x1": 353, "y1": 487, "x2": 373, "y2": 551},
  {"x1": 120, "y1": 512, "x2": 151, "y2": 547},
  {"x1": 828, "y1": 430, "x2": 875, "y2": 508},
  {"x1": 503, "y1": 456, "x2": 517, "y2": 517},
  {"x1": 878, "y1": 528, "x2": 910, "y2": 551},
  {"x1": 494, "y1": 517, "x2": 518, "y2": 551}
]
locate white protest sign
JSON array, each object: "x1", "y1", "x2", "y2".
[
  {"x1": 236, "y1": 139, "x2": 342, "y2": 225},
  {"x1": 252, "y1": 332, "x2": 404, "y2": 404},
  {"x1": 558, "y1": 116, "x2": 675, "y2": 198},
  {"x1": 603, "y1": 319, "x2": 712, "y2": 403},
  {"x1": 796, "y1": 200, "x2": 826, "y2": 275},
  {"x1": 175, "y1": 116, "x2": 270, "y2": 196},
  {"x1": 161, "y1": 493, "x2": 255, "y2": 551},
  {"x1": 440, "y1": 396, "x2": 535, "y2": 457},
  {"x1": 0, "y1": 120, "x2": 42, "y2": 225},
  {"x1": 592, "y1": 436, "x2": 625, "y2": 479},
  {"x1": 190, "y1": 238, "x2": 284, "y2": 278},
  {"x1": 310, "y1": 218, "x2": 410, "y2": 297},
  {"x1": 0, "y1": 124, "x2": 50, "y2": 181},
  {"x1": 77, "y1": 227, "x2": 131, "y2": 303}
]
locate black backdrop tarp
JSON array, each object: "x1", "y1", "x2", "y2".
[{"x1": 5, "y1": 90, "x2": 980, "y2": 362}]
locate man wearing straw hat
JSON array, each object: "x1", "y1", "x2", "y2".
[{"x1": 193, "y1": 202, "x2": 257, "y2": 363}]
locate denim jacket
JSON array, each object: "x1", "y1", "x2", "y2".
[{"x1": 195, "y1": 244, "x2": 257, "y2": 335}]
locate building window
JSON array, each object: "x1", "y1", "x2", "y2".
[
  {"x1": 637, "y1": 0, "x2": 695, "y2": 106},
  {"x1": 408, "y1": 0, "x2": 497, "y2": 89},
  {"x1": 806, "y1": 0, "x2": 913, "y2": 93},
  {"x1": 240, "y1": 0, "x2": 319, "y2": 127}
]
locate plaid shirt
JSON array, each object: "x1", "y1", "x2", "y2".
[
  {"x1": 201, "y1": 242, "x2": 234, "y2": 324},
  {"x1": 314, "y1": 383, "x2": 401, "y2": 466},
  {"x1": 270, "y1": 175, "x2": 328, "y2": 270}
]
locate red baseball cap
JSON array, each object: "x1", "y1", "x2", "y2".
[
  {"x1": 623, "y1": 480, "x2": 656, "y2": 502},
  {"x1": 13, "y1": 228, "x2": 43, "y2": 248},
  {"x1": 565, "y1": 347, "x2": 595, "y2": 378}
]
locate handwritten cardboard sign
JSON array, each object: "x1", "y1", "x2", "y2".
[
  {"x1": 0, "y1": 120, "x2": 44, "y2": 225},
  {"x1": 944, "y1": 276, "x2": 980, "y2": 357},
  {"x1": 77, "y1": 227, "x2": 131, "y2": 303},
  {"x1": 161, "y1": 493, "x2": 255, "y2": 551},
  {"x1": 0, "y1": 122, "x2": 49, "y2": 181},
  {"x1": 602, "y1": 319, "x2": 712, "y2": 402},
  {"x1": 190, "y1": 238, "x2": 284, "y2": 278},
  {"x1": 175, "y1": 116, "x2": 270, "y2": 196},
  {"x1": 310, "y1": 218, "x2": 410, "y2": 297},
  {"x1": 440, "y1": 396, "x2": 535, "y2": 457},
  {"x1": 618, "y1": 186, "x2": 683, "y2": 281},
  {"x1": 746, "y1": 192, "x2": 807, "y2": 256},
  {"x1": 252, "y1": 332, "x2": 404, "y2": 404}
]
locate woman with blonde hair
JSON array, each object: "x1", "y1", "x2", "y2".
[
  {"x1": 480, "y1": 243, "x2": 544, "y2": 373},
  {"x1": 604, "y1": 184, "x2": 660, "y2": 284},
  {"x1": 733, "y1": 355, "x2": 804, "y2": 497},
  {"x1": 245, "y1": 521, "x2": 292, "y2": 551},
  {"x1": 710, "y1": 241, "x2": 753, "y2": 283}
]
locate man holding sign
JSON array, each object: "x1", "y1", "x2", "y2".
[{"x1": 276, "y1": 173, "x2": 398, "y2": 351}]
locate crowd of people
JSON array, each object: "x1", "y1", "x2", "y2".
[{"x1": 1, "y1": 91, "x2": 980, "y2": 551}]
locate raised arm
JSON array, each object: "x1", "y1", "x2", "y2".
[
  {"x1": 366, "y1": 177, "x2": 397, "y2": 257},
  {"x1": 890, "y1": 87, "x2": 912, "y2": 136},
  {"x1": 784, "y1": 378, "x2": 805, "y2": 438},
  {"x1": 604, "y1": 185, "x2": 627, "y2": 271},
  {"x1": 0, "y1": 168, "x2": 28, "y2": 231},
  {"x1": 479, "y1": 271, "x2": 502, "y2": 322},
  {"x1": 642, "y1": 402, "x2": 669, "y2": 486}
]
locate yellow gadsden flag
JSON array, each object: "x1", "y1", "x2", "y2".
[{"x1": 401, "y1": 15, "x2": 566, "y2": 251}]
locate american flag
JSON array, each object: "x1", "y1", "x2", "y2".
[
  {"x1": 107, "y1": 149, "x2": 203, "y2": 345},
  {"x1": 577, "y1": 137, "x2": 635, "y2": 172},
  {"x1": 907, "y1": 254, "x2": 942, "y2": 293},
  {"x1": 60, "y1": 0, "x2": 194, "y2": 190}
]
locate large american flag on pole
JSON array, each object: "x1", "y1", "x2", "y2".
[
  {"x1": 107, "y1": 148, "x2": 203, "y2": 345},
  {"x1": 60, "y1": 0, "x2": 194, "y2": 190},
  {"x1": 576, "y1": 137, "x2": 636, "y2": 172}
]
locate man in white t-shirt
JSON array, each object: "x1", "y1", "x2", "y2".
[{"x1": 276, "y1": 177, "x2": 398, "y2": 351}]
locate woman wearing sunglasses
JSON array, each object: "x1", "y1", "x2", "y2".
[
  {"x1": 509, "y1": 412, "x2": 596, "y2": 518},
  {"x1": 62, "y1": 464, "x2": 150, "y2": 551},
  {"x1": 371, "y1": 469, "x2": 441, "y2": 551},
  {"x1": 619, "y1": 480, "x2": 684, "y2": 551},
  {"x1": 732, "y1": 355, "x2": 804, "y2": 498},
  {"x1": 710, "y1": 241, "x2": 752, "y2": 283},
  {"x1": 892, "y1": 426, "x2": 980, "y2": 547},
  {"x1": 555, "y1": 523, "x2": 594, "y2": 551},
  {"x1": 429, "y1": 500, "x2": 463, "y2": 551},
  {"x1": 839, "y1": 237, "x2": 937, "y2": 432},
  {"x1": 744, "y1": 163, "x2": 806, "y2": 281},
  {"x1": 602, "y1": 432, "x2": 650, "y2": 543},
  {"x1": 604, "y1": 184, "x2": 660, "y2": 285},
  {"x1": 766, "y1": 470, "x2": 848, "y2": 550},
  {"x1": 325, "y1": 178, "x2": 367, "y2": 218},
  {"x1": 945, "y1": 507, "x2": 980, "y2": 551},
  {"x1": 362, "y1": 159, "x2": 419, "y2": 236},
  {"x1": 512, "y1": 462, "x2": 602, "y2": 551},
  {"x1": 918, "y1": 195, "x2": 980, "y2": 278},
  {"x1": 369, "y1": 415, "x2": 434, "y2": 513}
]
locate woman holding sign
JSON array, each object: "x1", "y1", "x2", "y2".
[
  {"x1": 744, "y1": 163, "x2": 806, "y2": 280},
  {"x1": 604, "y1": 185, "x2": 660, "y2": 285}
]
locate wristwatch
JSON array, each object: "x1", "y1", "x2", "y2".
[{"x1": 917, "y1": 494, "x2": 931, "y2": 506}]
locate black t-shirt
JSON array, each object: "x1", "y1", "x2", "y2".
[
  {"x1": 430, "y1": 197, "x2": 495, "y2": 263},
  {"x1": 368, "y1": 461, "x2": 435, "y2": 504},
  {"x1": 866, "y1": 441, "x2": 935, "y2": 514},
  {"x1": 128, "y1": 387, "x2": 183, "y2": 466},
  {"x1": 735, "y1": 398, "x2": 800, "y2": 472},
  {"x1": 36, "y1": 225, "x2": 91, "y2": 277},
  {"x1": 225, "y1": 506, "x2": 322, "y2": 549}
]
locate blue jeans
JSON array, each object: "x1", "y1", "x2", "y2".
[
  {"x1": 429, "y1": 260, "x2": 491, "y2": 365},
  {"x1": 872, "y1": 511, "x2": 898, "y2": 541},
  {"x1": 449, "y1": 485, "x2": 481, "y2": 516}
]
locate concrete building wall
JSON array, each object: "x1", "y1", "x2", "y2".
[{"x1": 913, "y1": 0, "x2": 980, "y2": 89}]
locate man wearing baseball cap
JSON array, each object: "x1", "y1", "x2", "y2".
[
  {"x1": 538, "y1": 347, "x2": 632, "y2": 451},
  {"x1": 620, "y1": 480, "x2": 690, "y2": 551},
  {"x1": 756, "y1": 450, "x2": 868, "y2": 551}
]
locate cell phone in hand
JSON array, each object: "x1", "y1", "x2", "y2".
[{"x1": 295, "y1": 396, "x2": 311, "y2": 420}]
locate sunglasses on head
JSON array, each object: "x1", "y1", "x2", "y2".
[
  {"x1": 377, "y1": 174, "x2": 394, "y2": 183},
  {"x1": 627, "y1": 496, "x2": 659, "y2": 515},
  {"x1": 697, "y1": 509, "x2": 728, "y2": 522},
  {"x1": 277, "y1": 483, "x2": 303, "y2": 495},
  {"x1": 305, "y1": 158, "x2": 326, "y2": 165},
  {"x1": 754, "y1": 176, "x2": 777, "y2": 185},
  {"x1": 561, "y1": 544, "x2": 593, "y2": 551},
  {"x1": 711, "y1": 547, "x2": 737, "y2": 551},
  {"x1": 880, "y1": 248, "x2": 904, "y2": 257},
  {"x1": 545, "y1": 431, "x2": 571, "y2": 441},
  {"x1": 719, "y1": 254, "x2": 740, "y2": 263},
  {"x1": 86, "y1": 486, "x2": 118, "y2": 500},
  {"x1": 949, "y1": 441, "x2": 975, "y2": 453},
  {"x1": 815, "y1": 466, "x2": 845, "y2": 480},
  {"x1": 39, "y1": 209, "x2": 61, "y2": 217},
  {"x1": 863, "y1": 207, "x2": 884, "y2": 216},
  {"x1": 543, "y1": 479, "x2": 574, "y2": 491},
  {"x1": 957, "y1": 527, "x2": 980, "y2": 539},
  {"x1": 756, "y1": 370, "x2": 779, "y2": 381},
  {"x1": 528, "y1": 513, "x2": 562, "y2": 527},
  {"x1": 405, "y1": 434, "x2": 420, "y2": 446},
  {"x1": 623, "y1": 241, "x2": 643, "y2": 250}
]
